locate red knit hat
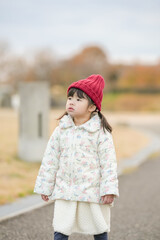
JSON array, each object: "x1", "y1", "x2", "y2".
[{"x1": 67, "y1": 74, "x2": 105, "y2": 111}]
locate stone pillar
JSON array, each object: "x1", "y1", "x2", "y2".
[{"x1": 18, "y1": 81, "x2": 49, "y2": 162}]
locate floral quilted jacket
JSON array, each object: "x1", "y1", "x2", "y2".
[{"x1": 34, "y1": 113, "x2": 119, "y2": 204}]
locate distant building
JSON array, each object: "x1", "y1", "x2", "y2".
[
  {"x1": 0, "y1": 84, "x2": 13, "y2": 108},
  {"x1": 11, "y1": 94, "x2": 20, "y2": 110}
]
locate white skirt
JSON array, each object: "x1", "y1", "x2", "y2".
[{"x1": 52, "y1": 199, "x2": 111, "y2": 236}]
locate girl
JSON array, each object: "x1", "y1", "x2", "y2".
[{"x1": 34, "y1": 74, "x2": 119, "y2": 240}]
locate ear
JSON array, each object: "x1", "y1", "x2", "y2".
[{"x1": 88, "y1": 104, "x2": 96, "y2": 113}]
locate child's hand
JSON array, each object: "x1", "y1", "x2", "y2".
[
  {"x1": 101, "y1": 194, "x2": 115, "y2": 204},
  {"x1": 41, "y1": 194, "x2": 49, "y2": 202}
]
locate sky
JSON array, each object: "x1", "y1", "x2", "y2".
[{"x1": 0, "y1": 0, "x2": 160, "y2": 64}]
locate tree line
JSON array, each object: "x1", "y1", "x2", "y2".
[{"x1": 0, "y1": 41, "x2": 160, "y2": 94}]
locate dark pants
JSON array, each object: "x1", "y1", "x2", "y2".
[{"x1": 54, "y1": 231, "x2": 108, "y2": 240}]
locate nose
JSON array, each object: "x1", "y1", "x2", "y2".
[{"x1": 70, "y1": 101, "x2": 74, "y2": 106}]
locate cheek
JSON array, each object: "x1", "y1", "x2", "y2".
[
  {"x1": 81, "y1": 103, "x2": 89, "y2": 112},
  {"x1": 66, "y1": 101, "x2": 69, "y2": 108}
]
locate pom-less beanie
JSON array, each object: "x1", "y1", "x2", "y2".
[{"x1": 67, "y1": 74, "x2": 105, "y2": 111}]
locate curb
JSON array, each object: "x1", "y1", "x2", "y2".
[
  {"x1": 0, "y1": 125, "x2": 160, "y2": 223},
  {"x1": 0, "y1": 195, "x2": 52, "y2": 223}
]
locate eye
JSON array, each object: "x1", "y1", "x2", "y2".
[
  {"x1": 68, "y1": 97, "x2": 72, "y2": 100},
  {"x1": 77, "y1": 98, "x2": 81, "y2": 101}
]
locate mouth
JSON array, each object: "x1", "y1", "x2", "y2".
[{"x1": 68, "y1": 107, "x2": 74, "y2": 111}]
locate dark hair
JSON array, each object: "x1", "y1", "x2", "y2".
[{"x1": 57, "y1": 88, "x2": 112, "y2": 133}]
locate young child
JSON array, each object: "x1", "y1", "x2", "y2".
[{"x1": 34, "y1": 74, "x2": 119, "y2": 240}]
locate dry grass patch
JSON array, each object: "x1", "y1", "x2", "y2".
[
  {"x1": 0, "y1": 109, "x2": 150, "y2": 205},
  {"x1": 112, "y1": 124, "x2": 150, "y2": 160}
]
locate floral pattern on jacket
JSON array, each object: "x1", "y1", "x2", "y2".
[{"x1": 34, "y1": 114, "x2": 119, "y2": 204}]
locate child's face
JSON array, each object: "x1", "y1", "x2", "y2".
[{"x1": 66, "y1": 92, "x2": 93, "y2": 119}]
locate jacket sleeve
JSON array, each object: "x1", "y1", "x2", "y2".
[
  {"x1": 98, "y1": 128, "x2": 119, "y2": 198},
  {"x1": 34, "y1": 126, "x2": 60, "y2": 196}
]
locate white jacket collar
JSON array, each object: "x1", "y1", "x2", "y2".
[{"x1": 59, "y1": 113, "x2": 101, "y2": 132}]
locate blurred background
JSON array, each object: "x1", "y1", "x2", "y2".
[{"x1": 0, "y1": 0, "x2": 160, "y2": 205}]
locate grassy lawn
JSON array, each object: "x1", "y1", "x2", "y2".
[
  {"x1": 0, "y1": 109, "x2": 150, "y2": 205},
  {"x1": 102, "y1": 93, "x2": 160, "y2": 112}
]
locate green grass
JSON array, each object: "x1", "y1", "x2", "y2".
[{"x1": 102, "y1": 92, "x2": 160, "y2": 111}]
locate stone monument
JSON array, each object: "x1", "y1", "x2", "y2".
[{"x1": 18, "y1": 81, "x2": 49, "y2": 162}]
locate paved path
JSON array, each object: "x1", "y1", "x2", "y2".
[
  {"x1": 0, "y1": 125, "x2": 160, "y2": 240},
  {"x1": 110, "y1": 152, "x2": 160, "y2": 240},
  {"x1": 1, "y1": 152, "x2": 160, "y2": 240}
]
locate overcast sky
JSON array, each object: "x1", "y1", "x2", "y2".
[{"x1": 0, "y1": 0, "x2": 160, "y2": 64}]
